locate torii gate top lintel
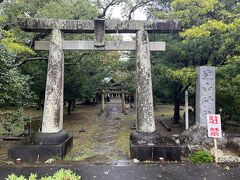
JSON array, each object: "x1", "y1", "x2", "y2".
[{"x1": 18, "y1": 17, "x2": 181, "y2": 33}]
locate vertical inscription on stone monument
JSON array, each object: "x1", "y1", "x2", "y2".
[{"x1": 196, "y1": 66, "x2": 215, "y2": 127}]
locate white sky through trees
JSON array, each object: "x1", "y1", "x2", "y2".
[{"x1": 109, "y1": 5, "x2": 147, "y2": 40}]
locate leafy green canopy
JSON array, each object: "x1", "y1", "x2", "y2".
[
  {"x1": 0, "y1": 17, "x2": 35, "y2": 107},
  {"x1": 0, "y1": 45, "x2": 34, "y2": 107},
  {"x1": 146, "y1": 0, "x2": 240, "y2": 122},
  {"x1": 1, "y1": 0, "x2": 121, "y2": 104},
  {"x1": 217, "y1": 56, "x2": 240, "y2": 121},
  {"x1": 171, "y1": 0, "x2": 240, "y2": 121}
]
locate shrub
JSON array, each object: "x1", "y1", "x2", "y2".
[
  {"x1": 6, "y1": 169, "x2": 81, "y2": 180},
  {"x1": 189, "y1": 150, "x2": 213, "y2": 163},
  {"x1": 0, "y1": 108, "x2": 31, "y2": 136}
]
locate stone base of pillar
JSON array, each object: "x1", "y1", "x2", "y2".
[
  {"x1": 130, "y1": 131, "x2": 160, "y2": 144},
  {"x1": 8, "y1": 131, "x2": 73, "y2": 163},
  {"x1": 130, "y1": 131, "x2": 181, "y2": 161},
  {"x1": 34, "y1": 130, "x2": 69, "y2": 145}
]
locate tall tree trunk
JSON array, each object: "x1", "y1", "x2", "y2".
[
  {"x1": 92, "y1": 97, "x2": 96, "y2": 106},
  {"x1": 36, "y1": 98, "x2": 42, "y2": 110},
  {"x1": 72, "y1": 99, "x2": 76, "y2": 111},
  {"x1": 153, "y1": 94, "x2": 157, "y2": 110},
  {"x1": 173, "y1": 83, "x2": 182, "y2": 124},
  {"x1": 173, "y1": 97, "x2": 181, "y2": 124},
  {"x1": 36, "y1": 97, "x2": 43, "y2": 110},
  {"x1": 67, "y1": 99, "x2": 72, "y2": 115},
  {"x1": 130, "y1": 94, "x2": 132, "y2": 108}
]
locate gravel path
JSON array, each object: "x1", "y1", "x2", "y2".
[{"x1": 89, "y1": 98, "x2": 128, "y2": 162}]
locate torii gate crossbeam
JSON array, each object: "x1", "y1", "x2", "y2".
[{"x1": 18, "y1": 18, "x2": 181, "y2": 33}]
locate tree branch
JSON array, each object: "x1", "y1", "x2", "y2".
[
  {"x1": 207, "y1": 11, "x2": 219, "y2": 20},
  {"x1": 153, "y1": 74, "x2": 159, "y2": 82},
  {"x1": 17, "y1": 57, "x2": 48, "y2": 66},
  {"x1": 127, "y1": 0, "x2": 152, "y2": 20},
  {"x1": 195, "y1": 2, "x2": 218, "y2": 20},
  {"x1": 65, "y1": 53, "x2": 91, "y2": 65},
  {"x1": 29, "y1": 32, "x2": 48, "y2": 48},
  {"x1": 98, "y1": 0, "x2": 122, "y2": 18}
]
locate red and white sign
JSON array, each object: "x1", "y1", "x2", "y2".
[{"x1": 207, "y1": 114, "x2": 222, "y2": 138}]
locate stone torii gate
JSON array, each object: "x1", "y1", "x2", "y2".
[
  {"x1": 10, "y1": 18, "x2": 180, "y2": 162},
  {"x1": 103, "y1": 89, "x2": 128, "y2": 114}
]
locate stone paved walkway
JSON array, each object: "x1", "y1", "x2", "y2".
[{"x1": 89, "y1": 98, "x2": 128, "y2": 161}]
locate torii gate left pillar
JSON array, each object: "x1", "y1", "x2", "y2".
[{"x1": 42, "y1": 29, "x2": 64, "y2": 133}]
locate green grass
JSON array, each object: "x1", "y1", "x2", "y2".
[
  {"x1": 0, "y1": 104, "x2": 186, "y2": 162},
  {"x1": 115, "y1": 127, "x2": 131, "y2": 155},
  {"x1": 154, "y1": 105, "x2": 185, "y2": 117},
  {"x1": 124, "y1": 114, "x2": 136, "y2": 121},
  {"x1": 189, "y1": 150, "x2": 213, "y2": 163},
  {"x1": 73, "y1": 150, "x2": 97, "y2": 161}
]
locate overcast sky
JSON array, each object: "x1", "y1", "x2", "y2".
[
  {"x1": 109, "y1": 6, "x2": 147, "y2": 40},
  {"x1": 111, "y1": 6, "x2": 147, "y2": 20}
]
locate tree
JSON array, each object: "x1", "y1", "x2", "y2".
[
  {"x1": 1, "y1": 0, "x2": 122, "y2": 113},
  {"x1": 171, "y1": 0, "x2": 240, "y2": 123},
  {"x1": 93, "y1": 0, "x2": 154, "y2": 19},
  {"x1": 150, "y1": 34, "x2": 197, "y2": 123},
  {"x1": 217, "y1": 56, "x2": 240, "y2": 121},
  {"x1": 0, "y1": 11, "x2": 36, "y2": 135},
  {"x1": 0, "y1": 15, "x2": 35, "y2": 107},
  {"x1": 0, "y1": 45, "x2": 34, "y2": 107},
  {"x1": 93, "y1": 0, "x2": 123, "y2": 18},
  {"x1": 147, "y1": 0, "x2": 240, "y2": 123}
]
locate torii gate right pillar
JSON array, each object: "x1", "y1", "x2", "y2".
[
  {"x1": 130, "y1": 29, "x2": 181, "y2": 161},
  {"x1": 135, "y1": 30, "x2": 155, "y2": 133}
]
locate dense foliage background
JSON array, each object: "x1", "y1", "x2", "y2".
[{"x1": 0, "y1": 0, "x2": 239, "y2": 126}]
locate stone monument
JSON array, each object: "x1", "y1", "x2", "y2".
[
  {"x1": 196, "y1": 66, "x2": 215, "y2": 127},
  {"x1": 179, "y1": 66, "x2": 227, "y2": 151}
]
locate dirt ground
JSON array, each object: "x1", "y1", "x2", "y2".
[
  {"x1": 0, "y1": 98, "x2": 184, "y2": 163},
  {"x1": 0, "y1": 98, "x2": 239, "y2": 163}
]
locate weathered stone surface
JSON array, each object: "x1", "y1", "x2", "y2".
[
  {"x1": 195, "y1": 66, "x2": 216, "y2": 127},
  {"x1": 94, "y1": 19, "x2": 105, "y2": 47},
  {"x1": 218, "y1": 155, "x2": 240, "y2": 163},
  {"x1": 8, "y1": 135, "x2": 72, "y2": 163},
  {"x1": 183, "y1": 144, "x2": 207, "y2": 155},
  {"x1": 136, "y1": 30, "x2": 155, "y2": 133},
  {"x1": 210, "y1": 147, "x2": 224, "y2": 158},
  {"x1": 18, "y1": 18, "x2": 181, "y2": 33},
  {"x1": 130, "y1": 131, "x2": 161, "y2": 145},
  {"x1": 130, "y1": 131, "x2": 182, "y2": 161},
  {"x1": 42, "y1": 29, "x2": 64, "y2": 133},
  {"x1": 172, "y1": 134, "x2": 180, "y2": 138},
  {"x1": 179, "y1": 125, "x2": 228, "y2": 148},
  {"x1": 35, "y1": 41, "x2": 166, "y2": 51},
  {"x1": 175, "y1": 139, "x2": 180, "y2": 145},
  {"x1": 130, "y1": 143, "x2": 181, "y2": 161},
  {"x1": 227, "y1": 137, "x2": 240, "y2": 154}
]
